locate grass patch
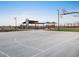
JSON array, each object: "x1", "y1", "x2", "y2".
[
  {"x1": 49, "y1": 28, "x2": 79, "y2": 32},
  {"x1": 0, "y1": 29, "x2": 21, "y2": 32}
]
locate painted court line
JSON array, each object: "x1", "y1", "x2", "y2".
[
  {"x1": 14, "y1": 38, "x2": 43, "y2": 52},
  {"x1": 32, "y1": 42, "x2": 67, "y2": 57},
  {"x1": 0, "y1": 50, "x2": 10, "y2": 57},
  {"x1": 32, "y1": 36, "x2": 78, "y2": 57}
]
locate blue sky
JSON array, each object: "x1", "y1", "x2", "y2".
[{"x1": 0, "y1": 1, "x2": 79, "y2": 26}]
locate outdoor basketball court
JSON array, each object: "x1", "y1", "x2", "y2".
[{"x1": 0, "y1": 30, "x2": 79, "y2": 57}]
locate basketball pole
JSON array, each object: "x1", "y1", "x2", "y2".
[{"x1": 57, "y1": 9, "x2": 60, "y2": 31}]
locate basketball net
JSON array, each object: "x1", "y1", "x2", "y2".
[
  {"x1": 60, "y1": 14, "x2": 63, "y2": 19},
  {"x1": 73, "y1": 14, "x2": 79, "y2": 17}
]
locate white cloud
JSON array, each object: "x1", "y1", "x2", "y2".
[{"x1": 0, "y1": 10, "x2": 79, "y2": 26}]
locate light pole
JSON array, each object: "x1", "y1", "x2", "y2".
[
  {"x1": 25, "y1": 18, "x2": 29, "y2": 29},
  {"x1": 14, "y1": 17, "x2": 17, "y2": 30},
  {"x1": 57, "y1": 9, "x2": 60, "y2": 31}
]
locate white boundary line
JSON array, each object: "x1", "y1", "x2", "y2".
[
  {"x1": 0, "y1": 50, "x2": 10, "y2": 57},
  {"x1": 32, "y1": 36, "x2": 79, "y2": 57},
  {"x1": 14, "y1": 37, "x2": 74, "y2": 57},
  {"x1": 14, "y1": 38, "x2": 43, "y2": 52},
  {"x1": 31, "y1": 42, "x2": 67, "y2": 57}
]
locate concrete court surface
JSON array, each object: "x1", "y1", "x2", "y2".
[{"x1": 0, "y1": 30, "x2": 79, "y2": 57}]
